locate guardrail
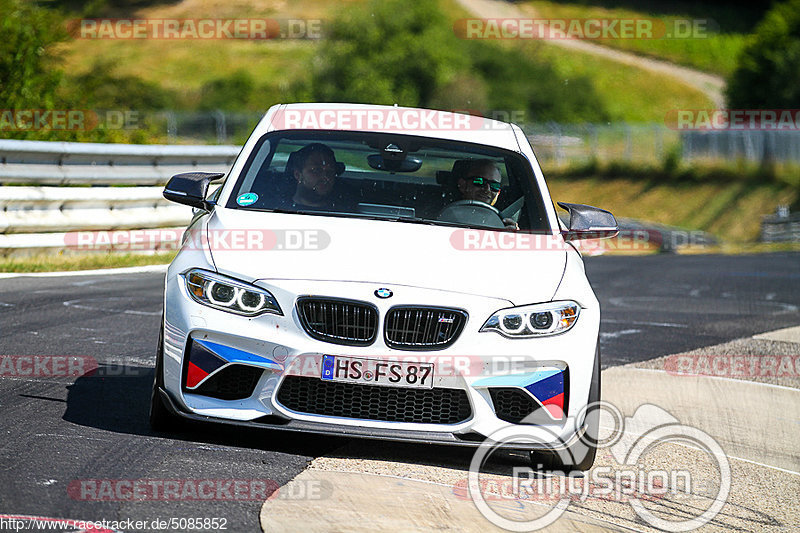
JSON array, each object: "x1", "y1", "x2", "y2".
[
  {"x1": 0, "y1": 138, "x2": 733, "y2": 256},
  {"x1": 0, "y1": 140, "x2": 239, "y2": 255},
  {"x1": 0, "y1": 139, "x2": 239, "y2": 185},
  {"x1": 0, "y1": 186, "x2": 191, "y2": 234},
  {"x1": 761, "y1": 209, "x2": 800, "y2": 242}
]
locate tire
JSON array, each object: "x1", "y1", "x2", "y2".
[
  {"x1": 149, "y1": 318, "x2": 178, "y2": 431},
  {"x1": 531, "y1": 346, "x2": 600, "y2": 472}
]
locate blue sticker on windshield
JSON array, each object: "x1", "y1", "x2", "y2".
[{"x1": 236, "y1": 192, "x2": 258, "y2": 206}]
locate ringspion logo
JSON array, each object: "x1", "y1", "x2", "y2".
[{"x1": 467, "y1": 403, "x2": 730, "y2": 531}]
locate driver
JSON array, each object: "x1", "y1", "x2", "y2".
[
  {"x1": 456, "y1": 159, "x2": 518, "y2": 229},
  {"x1": 287, "y1": 143, "x2": 351, "y2": 210}
]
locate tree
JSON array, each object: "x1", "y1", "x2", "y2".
[
  {"x1": 198, "y1": 71, "x2": 255, "y2": 111},
  {"x1": 0, "y1": 0, "x2": 67, "y2": 110},
  {"x1": 466, "y1": 42, "x2": 608, "y2": 124},
  {"x1": 311, "y1": 0, "x2": 468, "y2": 107},
  {"x1": 68, "y1": 62, "x2": 174, "y2": 110},
  {"x1": 310, "y1": 0, "x2": 607, "y2": 123},
  {"x1": 727, "y1": 0, "x2": 800, "y2": 108}
]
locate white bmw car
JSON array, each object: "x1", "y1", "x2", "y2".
[{"x1": 150, "y1": 103, "x2": 617, "y2": 470}]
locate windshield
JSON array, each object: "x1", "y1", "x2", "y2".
[{"x1": 225, "y1": 131, "x2": 550, "y2": 232}]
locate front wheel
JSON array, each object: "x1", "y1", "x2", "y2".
[{"x1": 149, "y1": 320, "x2": 178, "y2": 431}]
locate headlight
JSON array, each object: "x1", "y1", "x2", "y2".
[
  {"x1": 183, "y1": 269, "x2": 282, "y2": 316},
  {"x1": 480, "y1": 301, "x2": 580, "y2": 337}
]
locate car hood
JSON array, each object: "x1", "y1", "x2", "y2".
[{"x1": 204, "y1": 209, "x2": 567, "y2": 305}]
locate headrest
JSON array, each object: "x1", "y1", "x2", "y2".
[
  {"x1": 451, "y1": 159, "x2": 473, "y2": 182},
  {"x1": 435, "y1": 170, "x2": 452, "y2": 186}
]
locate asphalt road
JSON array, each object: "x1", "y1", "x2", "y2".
[
  {"x1": 588, "y1": 253, "x2": 800, "y2": 366},
  {"x1": 0, "y1": 252, "x2": 798, "y2": 531}
]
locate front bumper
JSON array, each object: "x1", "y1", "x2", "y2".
[
  {"x1": 157, "y1": 387, "x2": 589, "y2": 452},
  {"x1": 162, "y1": 272, "x2": 600, "y2": 449}
]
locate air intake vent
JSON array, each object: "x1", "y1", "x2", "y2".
[
  {"x1": 276, "y1": 376, "x2": 471, "y2": 424},
  {"x1": 490, "y1": 387, "x2": 562, "y2": 424},
  {"x1": 191, "y1": 364, "x2": 263, "y2": 401}
]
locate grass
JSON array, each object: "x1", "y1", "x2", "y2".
[
  {"x1": 58, "y1": 34, "x2": 317, "y2": 103},
  {"x1": 551, "y1": 157, "x2": 800, "y2": 188},
  {"x1": 56, "y1": 0, "x2": 358, "y2": 104},
  {"x1": 3, "y1": 169, "x2": 796, "y2": 273},
  {"x1": 573, "y1": 238, "x2": 800, "y2": 256},
  {"x1": 53, "y1": 0, "x2": 714, "y2": 124},
  {"x1": 453, "y1": 0, "x2": 714, "y2": 122},
  {"x1": 546, "y1": 174, "x2": 798, "y2": 243},
  {"x1": 60, "y1": 39, "x2": 316, "y2": 96},
  {"x1": 527, "y1": 42, "x2": 712, "y2": 122},
  {"x1": 524, "y1": 1, "x2": 754, "y2": 77},
  {"x1": 679, "y1": 242, "x2": 800, "y2": 255},
  {"x1": 0, "y1": 252, "x2": 176, "y2": 273}
]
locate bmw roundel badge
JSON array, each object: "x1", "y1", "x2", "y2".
[{"x1": 374, "y1": 288, "x2": 393, "y2": 299}]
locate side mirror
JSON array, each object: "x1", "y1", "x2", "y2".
[
  {"x1": 163, "y1": 172, "x2": 225, "y2": 211},
  {"x1": 558, "y1": 202, "x2": 619, "y2": 241}
]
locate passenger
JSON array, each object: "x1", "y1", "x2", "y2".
[
  {"x1": 287, "y1": 143, "x2": 348, "y2": 210},
  {"x1": 455, "y1": 159, "x2": 518, "y2": 229}
]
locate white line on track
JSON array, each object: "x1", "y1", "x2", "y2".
[
  {"x1": 601, "y1": 329, "x2": 641, "y2": 339},
  {"x1": 62, "y1": 298, "x2": 161, "y2": 316},
  {"x1": 606, "y1": 366, "x2": 800, "y2": 476},
  {"x1": 725, "y1": 455, "x2": 800, "y2": 476},
  {"x1": 0, "y1": 264, "x2": 168, "y2": 279},
  {"x1": 600, "y1": 422, "x2": 800, "y2": 477},
  {"x1": 34, "y1": 433, "x2": 111, "y2": 442},
  {"x1": 300, "y1": 469, "x2": 652, "y2": 533},
  {"x1": 603, "y1": 319, "x2": 687, "y2": 328},
  {"x1": 622, "y1": 366, "x2": 800, "y2": 393}
]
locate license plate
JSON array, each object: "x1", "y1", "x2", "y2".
[{"x1": 320, "y1": 355, "x2": 434, "y2": 389}]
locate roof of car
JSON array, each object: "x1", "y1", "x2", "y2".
[{"x1": 256, "y1": 103, "x2": 523, "y2": 153}]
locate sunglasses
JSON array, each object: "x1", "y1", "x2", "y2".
[{"x1": 469, "y1": 176, "x2": 502, "y2": 192}]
